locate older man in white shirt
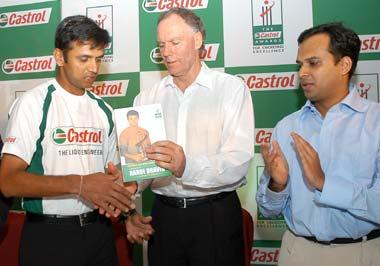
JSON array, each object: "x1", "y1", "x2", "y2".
[{"x1": 125, "y1": 7, "x2": 254, "y2": 266}]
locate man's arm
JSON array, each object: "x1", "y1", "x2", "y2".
[
  {"x1": 0, "y1": 153, "x2": 135, "y2": 216},
  {"x1": 314, "y1": 145, "x2": 380, "y2": 224},
  {"x1": 146, "y1": 82, "x2": 254, "y2": 188},
  {"x1": 256, "y1": 136, "x2": 291, "y2": 218},
  {"x1": 290, "y1": 132, "x2": 380, "y2": 224}
]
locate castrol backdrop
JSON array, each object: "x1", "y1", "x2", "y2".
[{"x1": 1, "y1": 1, "x2": 379, "y2": 265}]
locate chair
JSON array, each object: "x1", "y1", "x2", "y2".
[
  {"x1": 242, "y1": 208, "x2": 254, "y2": 266},
  {"x1": 0, "y1": 211, "x2": 24, "y2": 265}
]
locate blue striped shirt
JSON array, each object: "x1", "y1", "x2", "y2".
[{"x1": 256, "y1": 86, "x2": 380, "y2": 241}]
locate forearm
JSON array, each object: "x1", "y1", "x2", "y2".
[
  {"x1": 316, "y1": 174, "x2": 380, "y2": 223},
  {"x1": 268, "y1": 178, "x2": 287, "y2": 192},
  {"x1": 181, "y1": 151, "x2": 252, "y2": 189},
  {"x1": 0, "y1": 170, "x2": 79, "y2": 198}
]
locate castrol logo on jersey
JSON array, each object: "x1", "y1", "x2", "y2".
[
  {"x1": 0, "y1": 8, "x2": 51, "y2": 28},
  {"x1": 52, "y1": 127, "x2": 103, "y2": 146},
  {"x1": 237, "y1": 72, "x2": 299, "y2": 91},
  {"x1": 142, "y1": 0, "x2": 208, "y2": 13},
  {"x1": 89, "y1": 80, "x2": 129, "y2": 97},
  {"x1": 2, "y1": 56, "x2": 55, "y2": 74}
]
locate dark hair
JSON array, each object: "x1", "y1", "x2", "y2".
[
  {"x1": 127, "y1": 110, "x2": 139, "y2": 118},
  {"x1": 158, "y1": 7, "x2": 206, "y2": 53},
  {"x1": 55, "y1": 15, "x2": 110, "y2": 61},
  {"x1": 297, "y1": 22, "x2": 361, "y2": 79}
]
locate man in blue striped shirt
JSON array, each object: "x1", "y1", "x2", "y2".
[{"x1": 257, "y1": 23, "x2": 380, "y2": 266}]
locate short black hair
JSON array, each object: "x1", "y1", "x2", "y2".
[
  {"x1": 297, "y1": 22, "x2": 361, "y2": 79},
  {"x1": 127, "y1": 110, "x2": 139, "y2": 118},
  {"x1": 55, "y1": 15, "x2": 110, "y2": 61},
  {"x1": 158, "y1": 7, "x2": 206, "y2": 53}
]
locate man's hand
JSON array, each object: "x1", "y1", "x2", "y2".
[
  {"x1": 79, "y1": 162, "x2": 136, "y2": 217},
  {"x1": 145, "y1": 140, "x2": 186, "y2": 177},
  {"x1": 261, "y1": 140, "x2": 289, "y2": 192},
  {"x1": 125, "y1": 213, "x2": 154, "y2": 244},
  {"x1": 125, "y1": 153, "x2": 145, "y2": 162},
  {"x1": 291, "y1": 132, "x2": 325, "y2": 191}
]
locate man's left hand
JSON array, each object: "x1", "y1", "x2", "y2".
[
  {"x1": 291, "y1": 132, "x2": 325, "y2": 191},
  {"x1": 145, "y1": 140, "x2": 186, "y2": 177}
]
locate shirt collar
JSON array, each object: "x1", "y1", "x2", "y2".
[
  {"x1": 340, "y1": 84, "x2": 368, "y2": 113},
  {"x1": 300, "y1": 83, "x2": 368, "y2": 116},
  {"x1": 164, "y1": 62, "x2": 212, "y2": 90}
]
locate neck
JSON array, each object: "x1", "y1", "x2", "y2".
[
  {"x1": 173, "y1": 60, "x2": 202, "y2": 91},
  {"x1": 315, "y1": 86, "x2": 350, "y2": 117},
  {"x1": 56, "y1": 72, "x2": 85, "y2": 96}
]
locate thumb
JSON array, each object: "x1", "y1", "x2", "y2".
[
  {"x1": 107, "y1": 162, "x2": 116, "y2": 175},
  {"x1": 105, "y1": 173, "x2": 118, "y2": 182},
  {"x1": 141, "y1": 215, "x2": 152, "y2": 224}
]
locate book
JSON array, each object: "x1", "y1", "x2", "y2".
[{"x1": 114, "y1": 104, "x2": 172, "y2": 182}]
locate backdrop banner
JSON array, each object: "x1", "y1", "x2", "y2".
[{"x1": 0, "y1": 1, "x2": 379, "y2": 265}]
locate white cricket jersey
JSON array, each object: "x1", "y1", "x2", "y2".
[{"x1": 2, "y1": 79, "x2": 119, "y2": 215}]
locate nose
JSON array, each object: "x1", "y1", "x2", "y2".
[
  {"x1": 160, "y1": 44, "x2": 172, "y2": 57},
  {"x1": 298, "y1": 65, "x2": 309, "y2": 78},
  {"x1": 88, "y1": 59, "x2": 99, "y2": 73}
]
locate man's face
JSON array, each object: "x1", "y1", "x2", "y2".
[
  {"x1": 127, "y1": 115, "x2": 139, "y2": 127},
  {"x1": 296, "y1": 33, "x2": 345, "y2": 105},
  {"x1": 55, "y1": 41, "x2": 104, "y2": 93},
  {"x1": 157, "y1": 14, "x2": 202, "y2": 79}
]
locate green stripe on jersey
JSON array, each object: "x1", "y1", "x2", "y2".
[
  {"x1": 87, "y1": 91, "x2": 114, "y2": 136},
  {"x1": 24, "y1": 84, "x2": 56, "y2": 214}
]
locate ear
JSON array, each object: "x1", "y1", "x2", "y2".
[
  {"x1": 194, "y1": 31, "x2": 203, "y2": 50},
  {"x1": 54, "y1": 48, "x2": 65, "y2": 67},
  {"x1": 339, "y1": 56, "x2": 353, "y2": 77}
]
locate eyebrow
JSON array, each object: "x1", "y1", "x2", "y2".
[{"x1": 296, "y1": 56, "x2": 319, "y2": 64}]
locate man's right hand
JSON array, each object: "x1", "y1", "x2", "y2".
[
  {"x1": 79, "y1": 172, "x2": 135, "y2": 217},
  {"x1": 125, "y1": 213, "x2": 154, "y2": 244},
  {"x1": 261, "y1": 140, "x2": 289, "y2": 192}
]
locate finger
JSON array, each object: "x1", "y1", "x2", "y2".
[
  {"x1": 272, "y1": 141, "x2": 287, "y2": 161},
  {"x1": 146, "y1": 146, "x2": 173, "y2": 158},
  {"x1": 101, "y1": 192, "x2": 133, "y2": 215},
  {"x1": 291, "y1": 133, "x2": 312, "y2": 154},
  {"x1": 140, "y1": 215, "x2": 153, "y2": 224},
  {"x1": 261, "y1": 143, "x2": 276, "y2": 165},
  {"x1": 96, "y1": 200, "x2": 118, "y2": 217},
  {"x1": 151, "y1": 140, "x2": 175, "y2": 148},
  {"x1": 107, "y1": 162, "x2": 116, "y2": 175},
  {"x1": 261, "y1": 143, "x2": 271, "y2": 158},
  {"x1": 107, "y1": 198, "x2": 133, "y2": 215},
  {"x1": 126, "y1": 234, "x2": 138, "y2": 244},
  {"x1": 98, "y1": 207, "x2": 106, "y2": 215},
  {"x1": 124, "y1": 181, "x2": 138, "y2": 194},
  {"x1": 111, "y1": 182, "x2": 137, "y2": 202},
  {"x1": 130, "y1": 234, "x2": 144, "y2": 244},
  {"x1": 291, "y1": 133, "x2": 304, "y2": 154},
  {"x1": 154, "y1": 160, "x2": 172, "y2": 171}
]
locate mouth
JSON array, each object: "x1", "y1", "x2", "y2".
[
  {"x1": 301, "y1": 81, "x2": 314, "y2": 91},
  {"x1": 85, "y1": 75, "x2": 97, "y2": 82},
  {"x1": 164, "y1": 58, "x2": 177, "y2": 66}
]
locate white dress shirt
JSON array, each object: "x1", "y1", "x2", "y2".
[{"x1": 135, "y1": 63, "x2": 254, "y2": 197}]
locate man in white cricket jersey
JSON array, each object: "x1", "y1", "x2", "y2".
[{"x1": 0, "y1": 15, "x2": 135, "y2": 266}]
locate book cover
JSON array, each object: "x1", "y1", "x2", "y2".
[{"x1": 114, "y1": 104, "x2": 172, "y2": 182}]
